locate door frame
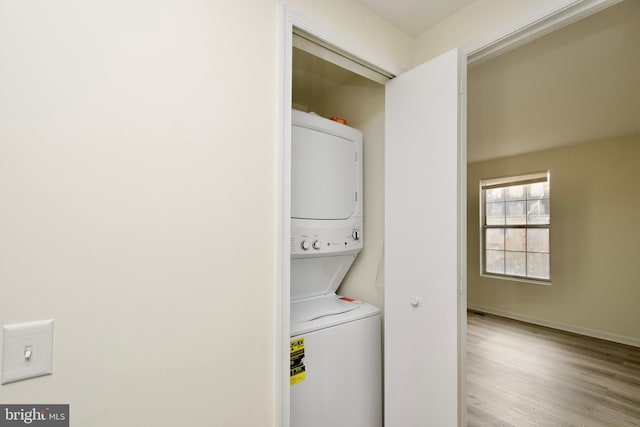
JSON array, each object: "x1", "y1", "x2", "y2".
[
  {"x1": 275, "y1": 1, "x2": 621, "y2": 425},
  {"x1": 276, "y1": 7, "x2": 402, "y2": 427}
]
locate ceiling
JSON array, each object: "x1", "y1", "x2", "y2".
[
  {"x1": 467, "y1": 0, "x2": 640, "y2": 162},
  {"x1": 355, "y1": 0, "x2": 474, "y2": 36}
]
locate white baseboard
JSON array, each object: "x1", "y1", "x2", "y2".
[{"x1": 467, "y1": 304, "x2": 640, "y2": 348}]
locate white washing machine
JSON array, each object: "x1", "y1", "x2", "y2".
[
  {"x1": 290, "y1": 110, "x2": 382, "y2": 427},
  {"x1": 290, "y1": 295, "x2": 381, "y2": 427}
]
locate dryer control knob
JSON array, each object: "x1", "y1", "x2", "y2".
[
  {"x1": 352, "y1": 229, "x2": 361, "y2": 241},
  {"x1": 312, "y1": 240, "x2": 321, "y2": 250},
  {"x1": 300, "y1": 240, "x2": 311, "y2": 251}
]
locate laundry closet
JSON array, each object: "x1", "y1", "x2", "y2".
[
  {"x1": 291, "y1": 33, "x2": 387, "y2": 310},
  {"x1": 286, "y1": 18, "x2": 463, "y2": 424},
  {"x1": 289, "y1": 31, "x2": 388, "y2": 427}
]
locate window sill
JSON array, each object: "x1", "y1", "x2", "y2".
[{"x1": 481, "y1": 273, "x2": 551, "y2": 286}]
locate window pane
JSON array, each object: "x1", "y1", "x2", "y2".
[
  {"x1": 486, "y1": 229, "x2": 505, "y2": 250},
  {"x1": 528, "y1": 181, "x2": 550, "y2": 199},
  {"x1": 527, "y1": 229, "x2": 549, "y2": 253},
  {"x1": 485, "y1": 188, "x2": 505, "y2": 203},
  {"x1": 485, "y1": 250, "x2": 505, "y2": 274},
  {"x1": 506, "y1": 185, "x2": 526, "y2": 201},
  {"x1": 505, "y1": 229, "x2": 525, "y2": 251},
  {"x1": 527, "y1": 253, "x2": 550, "y2": 280},
  {"x1": 486, "y1": 202, "x2": 505, "y2": 225},
  {"x1": 506, "y1": 201, "x2": 526, "y2": 225},
  {"x1": 506, "y1": 251, "x2": 526, "y2": 277},
  {"x1": 527, "y1": 199, "x2": 550, "y2": 225}
]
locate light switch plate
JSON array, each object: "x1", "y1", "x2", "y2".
[{"x1": 1, "y1": 319, "x2": 54, "y2": 384}]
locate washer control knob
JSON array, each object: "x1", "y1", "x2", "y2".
[
  {"x1": 352, "y1": 229, "x2": 361, "y2": 241},
  {"x1": 312, "y1": 240, "x2": 321, "y2": 250},
  {"x1": 300, "y1": 240, "x2": 311, "y2": 251}
]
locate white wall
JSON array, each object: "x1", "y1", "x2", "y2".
[
  {"x1": 289, "y1": 0, "x2": 414, "y2": 71},
  {"x1": 0, "y1": 1, "x2": 410, "y2": 425},
  {"x1": 413, "y1": 0, "x2": 556, "y2": 65}
]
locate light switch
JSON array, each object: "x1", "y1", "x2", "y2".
[{"x1": 1, "y1": 319, "x2": 54, "y2": 385}]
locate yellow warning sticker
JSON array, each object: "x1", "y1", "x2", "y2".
[{"x1": 290, "y1": 338, "x2": 306, "y2": 386}]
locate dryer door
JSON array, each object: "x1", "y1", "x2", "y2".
[{"x1": 291, "y1": 124, "x2": 358, "y2": 220}]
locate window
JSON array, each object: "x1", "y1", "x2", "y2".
[{"x1": 481, "y1": 171, "x2": 550, "y2": 282}]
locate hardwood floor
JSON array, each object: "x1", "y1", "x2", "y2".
[{"x1": 466, "y1": 311, "x2": 640, "y2": 427}]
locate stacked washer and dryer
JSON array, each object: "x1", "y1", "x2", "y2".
[{"x1": 289, "y1": 109, "x2": 382, "y2": 427}]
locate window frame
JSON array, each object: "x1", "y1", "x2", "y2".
[{"x1": 479, "y1": 171, "x2": 551, "y2": 285}]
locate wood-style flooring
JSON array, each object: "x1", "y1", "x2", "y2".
[{"x1": 467, "y1": 311, "x2": 640, "y2": 427}]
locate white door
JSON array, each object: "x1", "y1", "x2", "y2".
[{"x1": 385, "y1": 48, "x2": 461, "y2": 426}]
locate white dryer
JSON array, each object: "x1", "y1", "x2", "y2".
[{"x1": 290, "y1": 110, "x2": 382, "y2": 427}]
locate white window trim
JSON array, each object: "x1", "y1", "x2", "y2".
[{"x1": 481, "y1": 272, "x2": 552, "y2": 286}]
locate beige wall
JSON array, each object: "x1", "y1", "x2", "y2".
[
  {"x1": 413, "y1": 0, "x2": 555, "y2": 65},
  {"x1": 467, "y1": 135, "x2": 640, "y2": 344},
  {"x1": 0, "y1": 1, "x2": 409, "y2": 425}
]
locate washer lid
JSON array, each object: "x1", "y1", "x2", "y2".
[
  {"x1": 290, "y1": 294, "x2": 381, "y2": 336},
  {"x1": 291, "y1": 295, "x2": 359, "y2": 324}
]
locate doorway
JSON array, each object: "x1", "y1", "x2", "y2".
[{"x1": 465, "y1": 1, "x2": 640, "y2": 423}]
